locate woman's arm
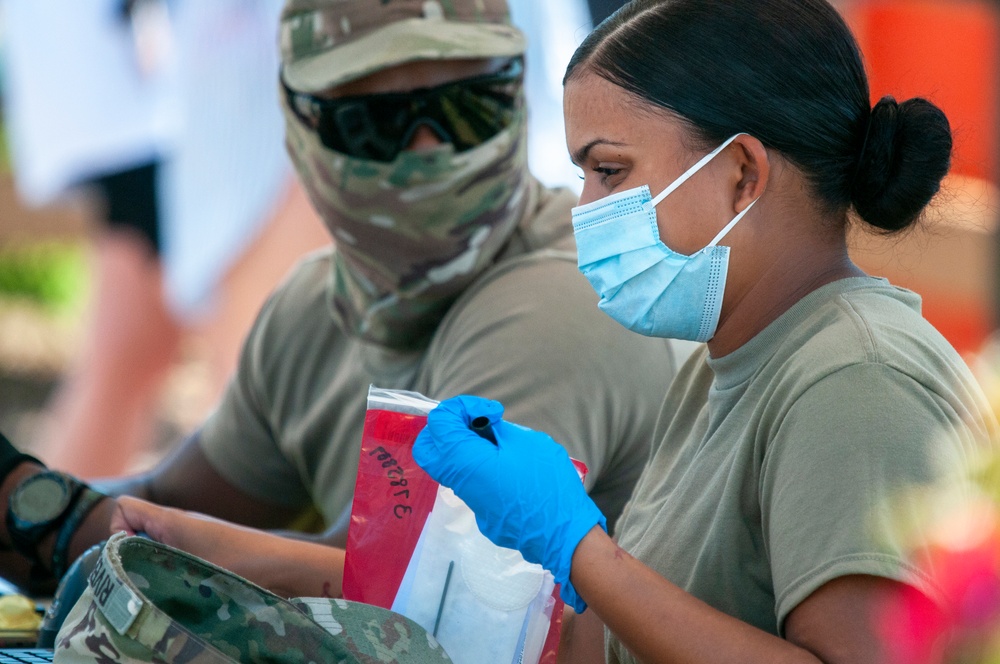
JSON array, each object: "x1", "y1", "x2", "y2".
[
  {"x1": 415, "y1": 396, "x2": 900, "y2": 664},
  {"x1": 110, "y1": 496, "x2": 345, "y2": 598},
  {"x1": 571, "y1": 527, "x2": 893, "y2": 664}
]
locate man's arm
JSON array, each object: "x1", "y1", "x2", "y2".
[
  {"x1": 0, "y1": 429, "x2": 306, "y2": 589},
  {"x1": 109, "y1": 496, "x2": 345, "y2": 599},
  {"x1": 94, "y1": 429, "x2": 303, "y2": 527}
]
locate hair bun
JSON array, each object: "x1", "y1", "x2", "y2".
[{"x1": 851, "y1": 95, "x2": 952, "y2": 232}]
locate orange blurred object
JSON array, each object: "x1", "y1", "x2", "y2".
[
  {"x1": 843, "y1": 0, "x2": 1000, "y2": 182},
  {"x1": 842, "y1": 0, "x2": 1000, "y2": 356}
]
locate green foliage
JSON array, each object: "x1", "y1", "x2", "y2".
[{"x1": 0, "y1": 242, "x2": 88, "y2": 311}]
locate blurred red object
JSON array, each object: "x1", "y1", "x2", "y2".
[{"x1": 877, "y1": 526, "x2": 1000, "y2": 663}]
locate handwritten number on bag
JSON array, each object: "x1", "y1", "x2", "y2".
[{"x1": 371, "y1": 446, "x2": 412, "y2": 519}]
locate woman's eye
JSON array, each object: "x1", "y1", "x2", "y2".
[{"x1": 575, "y1": 163, "x2": 625, "y2": 185}]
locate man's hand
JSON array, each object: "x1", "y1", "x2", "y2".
[
  {"x1": 110, "y1": 496, "x2": 254, "y2": 571},
  {"x1": 110, "y1": 496, "x2": 346, "y2": 599}
]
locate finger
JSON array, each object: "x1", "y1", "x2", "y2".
[
  {"x1": 422, "y1": 411, "x2": 497, "y2": 468},
  {"x1": 436, "y1": 395, "x2": 504, "y2": 426},
  {"x1": 427, "y1": 397, "x2": 503, "y2": 444},
  {"x1": 411, "y1": 428, "x2": 442, "y2": 476},
  {"x1": 416, "y1": 397, "x2": 506, "y2": 486},
  {"x1": 109, "y1": 498, "x2": 140, "y2": 537},
  {"x1": 111, "y1": 497, "x2": 164, "y2": 542},
  {"x1": 413, "y1": 424, "x2": 494, "y2": 486},
  {"x1": 108, "y1": 506, "x2": 134, "y2": 537}
]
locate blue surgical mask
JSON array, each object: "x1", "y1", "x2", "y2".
[{"x1": 571, "y1": 134, "x2": 758, "y2": 342}]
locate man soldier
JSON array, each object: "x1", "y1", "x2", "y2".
[{"x1": 0, "y1": 0, "x2": 677, "y2": 597}]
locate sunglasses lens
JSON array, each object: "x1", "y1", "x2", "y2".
[
  {"x1": 438, "y1": 76, "x2": 520, "y2": 151},
  {"x1": 287, "y1": 60, "x2": 523, "y2": 161},
  {"x1": 326, "y1": 98, "x2": 417, "y2": 162}
]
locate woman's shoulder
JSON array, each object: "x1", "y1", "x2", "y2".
[
  {"x1": 763, "y1": 277, "x2": 993, "y2": 432},
  {"x1": 710, "y1": 277, "x2": 939, "y2": 387},
  {"x1": 802, "y1": 277, "x2": 960, "y2": 374}
]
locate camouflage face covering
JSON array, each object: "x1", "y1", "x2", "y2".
[
  {"x1": 283, "y1": 94, "x2": 531, "y2": 349},
  {"x1": 54, "y1": 533, "x2": 452, "y2": 663}
]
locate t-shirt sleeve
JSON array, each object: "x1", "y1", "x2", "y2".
[
  {"x1": 418, "y1": 251, "x2": 677, "y2": 530},
  {"x1": 196, "y1": 270, "x2": 316, "y2": 510},
  {"x1": 761, "y1": 362, "x2": 971, "y2": 631}
]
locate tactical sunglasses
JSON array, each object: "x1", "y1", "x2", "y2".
[{"x1": 283, "y1": 58, "x2": 524, "y2": 162}]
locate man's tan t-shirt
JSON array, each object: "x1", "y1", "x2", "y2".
[
  {"x1": 198, "y1": 185, "x2": 677, "y2": 534},
  {"x1": 608, "y1": 277, "x2": 997, "y2": 663}
]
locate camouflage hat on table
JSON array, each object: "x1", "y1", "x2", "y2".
[
  {"x1": 54, "y1": 533, "x2": 451, "y2": 663},
  {"x1": 280, "y1": 0, "x2": 527, "y2": 92}
]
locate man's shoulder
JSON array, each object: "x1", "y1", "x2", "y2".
[
  {"x1": 456, "y1": 240, "x2": 587, "y2": 324},
  {"x1": 241, "y1": 246, "x2": 342, "y2": 366},
  {"x1": 431, "y1": 225, "x2": 675, "y2": 372},
  {"x1": 258, "y1": 247, "x2": 335, "y2": 321},
  {"x1": 516, "y1": 185, "x2": 579, "y2": 251}
]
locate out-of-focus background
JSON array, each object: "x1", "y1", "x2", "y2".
[{"x1": 1, "y1": 0, "x2": 999, "y2": 474}]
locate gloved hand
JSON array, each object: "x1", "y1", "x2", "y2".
[{"x1": 413, "y1": 395, "x2": 606, "y2": 613}]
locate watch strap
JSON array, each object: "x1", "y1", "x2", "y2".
[
  {"x1": 51, "y1": 486, "x2": 106, "y2": 579},
  {"x1": 0, "y1": 430, "x2": 42, "y2": 493}
]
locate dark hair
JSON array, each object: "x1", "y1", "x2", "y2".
[{"x1": 565, "y1": 0, "x2": 952, "y2": 233}]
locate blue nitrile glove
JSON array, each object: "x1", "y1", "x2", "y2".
[{"x1": 413, "y1": 395, "x2": 607, "y2": 613}]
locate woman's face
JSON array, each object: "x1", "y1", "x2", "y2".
[{"x1": 564, "y1": 70, "x2": 745, "y2": 255}]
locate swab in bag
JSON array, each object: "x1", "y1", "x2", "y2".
[{"x1": 343, "y1": 387, "x2": 587, "y2": 664}]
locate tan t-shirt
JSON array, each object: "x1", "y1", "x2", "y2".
[
  {"x1": 608, "y1": 277, "x2": 997, "y2": 663},
  {"x1": 199, "y1": 185, "x2": 678, "y2": 534}
]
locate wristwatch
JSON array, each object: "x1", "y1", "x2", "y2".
[{"x1": 6, "y1": 471, "x2": 86, "y2": 563}]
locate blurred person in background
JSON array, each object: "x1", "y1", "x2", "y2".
[
  {"x1": 0, "y1": 0, "x2": 679, "y2": 598},
  {"x1": 0, "y1": 0, "x2": 329, "y2": 477},
  {"x1": 1, "y1": 0, "x2": 607, "y2": 478},
  {"x1": 508, "y1": 0, "x2": 593, "y2": 190}
]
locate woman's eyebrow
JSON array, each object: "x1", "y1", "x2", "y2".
[{"x1": 571, "y1": 139, "x2": 627, "y2": 166}]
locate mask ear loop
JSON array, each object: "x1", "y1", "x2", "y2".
[
  {"x1": 649, "y1": 133, "x2": 745, "y2": 208},
  {"x1": 707, "y1": 196, "x2": 759, "y2": 247}
]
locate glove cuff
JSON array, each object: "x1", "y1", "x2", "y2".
[
  {"x1": 559, "y1": 579, "x2": 589, "y2": 614},
  {"x1": 553, "y1": 507, "x2": 607, "y2": 613}
]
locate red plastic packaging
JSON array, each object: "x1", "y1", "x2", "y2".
[{"x1": 343, "y1": 388, "x2": 572, "y2": 664}]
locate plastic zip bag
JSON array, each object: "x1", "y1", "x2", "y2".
[{"x1": 343, "y1": 387, "x2": 581, "y2": 664}]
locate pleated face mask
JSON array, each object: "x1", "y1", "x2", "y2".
[{"x1": 571, "y1": 134, "x2": 758, "y2": 342}]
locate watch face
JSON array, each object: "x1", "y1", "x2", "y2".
[{"x1": 11, "y1": 473, "x2": 72, "y2": 523}]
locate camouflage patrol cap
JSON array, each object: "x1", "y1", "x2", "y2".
[
  {"x1": 54, "y1": 533, "x2": 451, "y2": 663},
  {"x1": 280, "y1": 0, "x2": 526, "y2": 93}
]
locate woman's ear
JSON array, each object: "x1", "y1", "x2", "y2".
[{"x1": 731, "y1": 134, "x2": 769, "y2": 212}]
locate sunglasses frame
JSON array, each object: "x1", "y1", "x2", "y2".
[{"x1": 283, "y1": 58, "x2": 525, "y2": 162}]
